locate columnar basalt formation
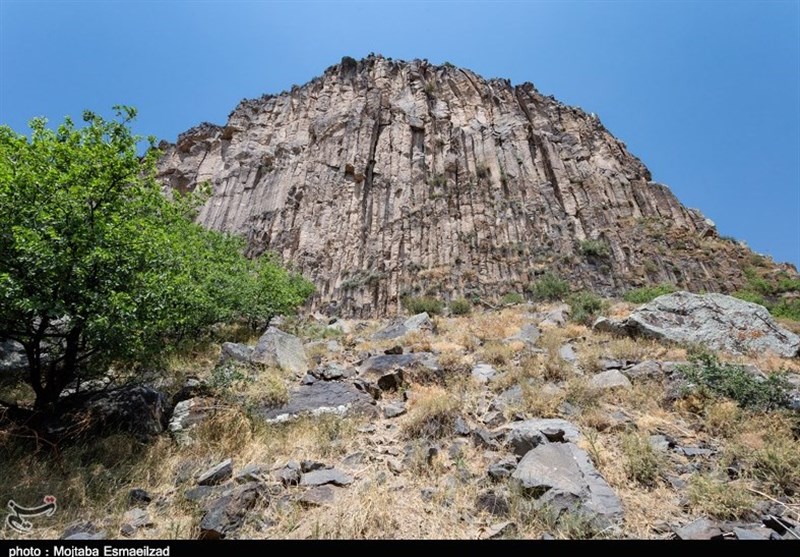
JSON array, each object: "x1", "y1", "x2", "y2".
[{"x1": 157, "y1": 55, "x2": 787, "y2": 317}]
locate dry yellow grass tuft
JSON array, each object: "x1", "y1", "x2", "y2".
[{"x1": 403, "y1": 385, "x2": 462, "y2": 440}]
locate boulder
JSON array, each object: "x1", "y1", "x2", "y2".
[
  {"x1": 250, "y1": 327, "x2": 308, "y2": 374},
  {"x1": 60, "y1": 385, "x2": 168, "y2": 438},
  {"x1": 511, "y1": 442, "x2": 623, "y2": 527},
  {"x1": 358, "y1": 352, "x2": 439, "y2": 390},
  {"x1": 372, "y1": 313, "x2": 432, "y2": 340},
  {"x1": 602, "y1": 292, "x2": 800, "y2": 358},
  {"x1": 0, "y1": 339, "x2": 26, "y2": 373},
  {"x1": 256, "y1": 380, "x2": 376, "y2": 422},
  {"x1": 589, "y1": 370, "x2": 632, "y2": 390},
  {"x1": 505, "y1": 419, "x2": 581, "y2": 456},
  {"x1": 198, "y1": 483, "x2": 262, "y2": 540}
]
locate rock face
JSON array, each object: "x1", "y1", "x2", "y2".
[
  {"x1": 602, "y1": 292, "x2": 800, "y2": 358},
  {"x1": 156, "y1": 55, "x2": 786, "y2": 317}
]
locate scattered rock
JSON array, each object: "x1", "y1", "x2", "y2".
[
  {"x1": 315, "y1": 362, "x2": 353, "y2": 381},
  {"x1": 250, "y1": 327, "x2": 309, "y2": 374},
  {"x1": 472, "y1": 364, "x2": 497, "y2": 384},
  {"x1": 198, "y1": 483, "x2": 262, "y2": 540},
  {"x1": 383, "y1": 402, "x2": 406, "y2": 418},
  {"x1": 197, "y1": 459, "x2": 233, "y2": 486},
  {"x1": 454, "y1": 416, "x2": 471, "y2": 436},
  {"x1": 471, "y1": 428, "x2": 500, "y2": 450},
  {"x1": 301, "y1": 460, "x2": 326, "y2": 473},
  {"x1": 649, "y1": 435, "x2": 671, "y2": 452},
  {"x1": 218, "y1": 342, "x2": 253, "y2": 366},
  {"x1": 603, "y1": 292, "x2": 800, "y2": 358},
  {"x1": 589, "y1": 370, "x2": 632, "y2": 391},
  {"x1": 62, "y1": 522, "x2": 105, "y2": 540},
  {"x1": 120, "y1": 508, "x2": 153, "y2": 537},
  {"x1": 341, "y1": 452, "x2": 366, "y2": 469},
  {"x1": 358, "y1": 353, "x2": 440, "y2": 388},
  {"x1": 505, "y1": 419, "x2": 581, "y2": 456},
  {"x1": 673, "y1": 517, "x2": 725, "y2": 540},
  {"x1": 481, "y1": 411, "x2": 505, "y2": 428},
  {"x1": 300, "y1": 468, "x2": 354, "y2": 487},
  {"x1": 372, "y1": 313, "x2": 432, "y2": 340},
  {"x1": 679, "y1": 446, "x2": 714, "y2": 458},
  {"x1": 490, "y1": 385, "x2": 523, "y2": 413},
  {"x1": 475, "y1": 489, "x2": 510, "y2": 517},
  {"x1": 301, "y1": 373, "x2": 316, "y2": 385},
  {"x1": 299, "y1": 485, "x2": 341, "y2": 507},
  {"x1": 185, "y1": 486, "x2": 221, "y2": 503},
  {"x1": 511, "y1": 442, "x2": 623, "y2": 527},
  {"x1": 234, "y1": 463, "x2": 267, "y2": 484},
  {"x1": 128, "y1": 489, "x2": 152, "y2": 506},
  {"x1": 257, "y1": 380, "x2": 376, "y2": 422},
  {"x1": 274, "y1": 461, "x2": 301, "y2": 486},
  {"x1": 64, "y1": 531, "x2": 107, "y2": 541},
  {"x1": 384, "y1": 345, "x2": 403, "y2": 355},
  {"x1": 622, "y1": 360, "x2": 664, "y2": 380},
  {"x1": 487, "y1": 457, "x2": 518, "y2": 481}
]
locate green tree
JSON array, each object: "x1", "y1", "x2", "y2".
[{"x1": 0, "y1": 107, "x2": 313, "y2": 409}]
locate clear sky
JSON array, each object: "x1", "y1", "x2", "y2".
[{"x1": 1, "y1": 0, "x2": 798, "y2": 267}]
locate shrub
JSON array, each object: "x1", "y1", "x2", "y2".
[
  {"x1": 403, "y1": 386, "x2": 460, "y2": 440},
  {"x1": 528, "y1": 272, "x2": 570, "y2": 301},
  {"x1": 449, "y1": 298, "x2": 472, "y2": 315},
  {"x1": 621, "y1": 432, "x2": 664, "y2": 487},
  {"x1": 568, "y1": 291, "x2": 605, "y2": 324},
  {"x1": 402, "y1": 296, "x2": 444, "y2": 316},
  {"x1": 771, "y1": 298, "x2": 800, "y2": 321},
  {"x1": 677, "y1": 354, "x2": 791, "y2": 411},
  {"x1": 500, "y1": 292, "x2": 525, "y2": 305},
  {"x1": 623, "y1": 283, "x2": 676, "y2": 304},
  {"x1": 578, "y1": 239, "x2": 610, "y2": 259},
  {"x1": 687, "y1": 475, "x2": 755, "y2": 520}
]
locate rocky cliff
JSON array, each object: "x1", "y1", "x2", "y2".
[{"x1": 156, "y1": 55, "x2": 785, "y2": 317}]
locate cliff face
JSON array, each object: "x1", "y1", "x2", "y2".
[{"x1": 156, "y1": 55, "x2": 774, "y2": 317}]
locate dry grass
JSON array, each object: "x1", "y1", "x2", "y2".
[
  {"x1": 687, "y1": 475, "x2": 756, "y2": 520},
  {"x1": 620, "y1": 432, "x2": 665, "y2": 487},
  {"x1": 480, "y1": 342, "x2": 517, "y2": 366},
  {"x1": 403, "y1": 385, "x2": 462, "y2": 440}
]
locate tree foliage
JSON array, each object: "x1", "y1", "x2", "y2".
[{"x1": 0, "y1": 107, "x2": 313, "y2": 408}]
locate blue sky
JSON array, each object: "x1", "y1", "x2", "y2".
[{"x1": 1, "y1": 0, "x2": 798, "y2": 267}]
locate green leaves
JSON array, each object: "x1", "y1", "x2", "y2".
[{"x1": 0, "y1": 107, "x2": 314, "y2": 407}]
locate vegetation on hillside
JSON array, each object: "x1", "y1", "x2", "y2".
[{"x1": 0, "y1": 108, "x2": 313, "y2": 408}]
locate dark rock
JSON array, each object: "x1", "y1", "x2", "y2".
[
  {"x1": 58, "y1": 385, "x2": 168, "y2": 439},
  {"x1": 185, "y1": 486, "x2": 220, "y2": 503},
  {"x1": 257, "y1": 380, "x2": 376, "y2": 422},
  {"x1": 299, "y1": 485, "x2": 341, "y2": 506},
  {"x1": 372, "y1": 313, "x2": 432, "y2": 341},
  {"x1": 234, "y1": 463, "x2": 267, "y2": 484},
  {"x1": 358, "y1": 352, "x2": 440, "y2": 389},
  {"x1": 128, "y1": 488, "x2": 152, "y2": 506},
  {"x1": 511, "y1": 442, "x2": 623, "y2": 527},
  {"x1": 488, "y1": 457, "x2": 518, "y2": 481},
  {"x1": 300, "y1": 468, "x2": 353, "y2": 487},
  {"x1": 301, "y1": 460, "x2": 326, "y2": 473},
  {"x1": 219, "y1": 342, "x2": 253, "y2": 366},
  {"x1": 481, "y1": 411, "x2": 504, "y2": 428},
  {"x1": 250, "y1": 327, "x2": 308, "y2": 374},
  {"x1": 197, "y1": 459, "x2": 233, "y2": 486},
  {"x1": 471, "y1": 428, "x2": 499, "y2": 450},
  {"x1": 673, "y1": 517, "x2": 725, "y2": 540},
  {"x1": 198, "y1": 483, "x2": 262, "y2": 540},
  {"x1": 384, "y1": 345, "x2": 403, "y2": 355},
  {"x1": 475, "y1": 489, "x2": 510, "y2": 517}
]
